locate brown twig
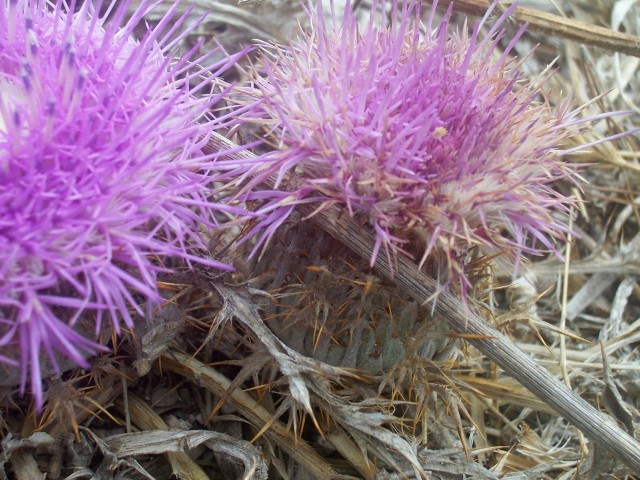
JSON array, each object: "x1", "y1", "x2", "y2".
[
  {"x1": 206, "y1": 132, "x2": 640, "y2": 472},
  {"x1": 437, "y1": 0, "x2": 640, "y2": 58}
]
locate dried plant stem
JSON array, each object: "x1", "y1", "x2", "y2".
[
  {"x1": 301, "y1": 201, "x2": 640, "y2": 472},
  {"x1": 456, "y1": 376, "x2": 557, "y2": 414},
  {"x1": 438, "y1": 0, "x2": 640, "y2": 57},
  {"x1": 208, "y1": 133, "x2": 640, "y2": 470},
  {"x1": 9, "y1": 450, "x2": 42, "y2": 480},
  {"x1": 326, "y1": 427, "x2": 378, "y2": 480},
  {"x1": 113, "y1": 393, "x2": 210, "y2": 480},
  {"x1": 159, "y1": 350, "x2": 340, "y2": 480}
]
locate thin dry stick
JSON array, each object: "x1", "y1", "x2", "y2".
[
  {"x1": 327, "y1": 427, "x2": 378, "y2": 480},
  {"x1": 559, "y1": 213, "x2": 573, "y2": 389},
  {"x1": 206, "y1": 133, "x2": 640, "y2": 471},
  {"x1": 437, "y1": 0, "x2": 640, "y2": 58}
]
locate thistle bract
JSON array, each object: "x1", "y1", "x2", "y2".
[
  {"x1": 0, "y1": 0, "x2": 246, "y2": 407},
  {"x1": 240, "y1": 0, "x2": 582, "y2": 293}
]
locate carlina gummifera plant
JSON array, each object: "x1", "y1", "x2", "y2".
[
  {"x1": 0, "y1": 0, "x2": 253, "y2": 409},
  {"x1": 234, "y1": 0, "x2": 627, "y2": 298}
]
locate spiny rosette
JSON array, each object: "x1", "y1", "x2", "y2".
[
  {"x1": 239, "y1": 0, "x2": 586, "y2": 293},
  {"x1": 0, "y1": 0, "x2": 248, "y2": 408}
]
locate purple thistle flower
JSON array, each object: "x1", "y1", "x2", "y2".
[
  {"x1": 235, "y1": 0, "x2": 608, "y2": 294},
  {"x1": 0, "y1": 0, "x2": 249, "y2": 408}
]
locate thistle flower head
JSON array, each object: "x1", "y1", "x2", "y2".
[
  {"x1": 0, "y1": 0, "x2": 246, "y2": 407},
  {"x1": 239, "y1": 0, "x2": 586, "y2": 293}
]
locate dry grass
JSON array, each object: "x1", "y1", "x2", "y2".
[{"x1": 1, "y1": 1, "x2": 639, "y2": 479}]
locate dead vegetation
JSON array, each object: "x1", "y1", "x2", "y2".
[{"x1": 1, "y1": 0, "x2": 640, "y2": 479}]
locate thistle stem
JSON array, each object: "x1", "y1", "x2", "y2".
[
  {"x1": 207, "y1": 132, "x2": 640, "y2": 472},
  {"x1": 303, "y1": 199, "x2": 640, "y2": 472},
  {"x1": 438, "y1": 0, "x2": 640, "y2": 58}
]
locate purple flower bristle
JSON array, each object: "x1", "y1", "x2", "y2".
[
  {"x1": 0, "y1": 0, "x2": 247, "y2": 408},
  {"x1": 237, "y1": 0, "x2": 588, "y2": 294}
]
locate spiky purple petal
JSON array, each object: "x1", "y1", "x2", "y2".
[
  {"x1": 237, "y1": 0, "x2": 585, "y2": 291},
  {"x1": 0, "y1": 0, "x2": 248, "y2": 408}
]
